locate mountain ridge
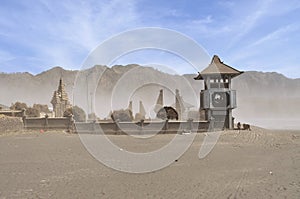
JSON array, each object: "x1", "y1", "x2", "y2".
[
  {"x1": 1, "y1": 65, "x2": 299, "y2": 127},
  {"x1": 1, "y1": 66, "x2": 299, "y2": 80}
]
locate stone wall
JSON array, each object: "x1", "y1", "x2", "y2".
[
  {"x1": 75, "y1": 120, "x2": 210, "y2": 134},
  {"x1": 1, "y1": 115, "x2": 209, "y2": 134},
  {"x1": 0, "y1": 110, "x2": 25, "y2": 117},
  {"x1": 23, "y1": 117, "x2": 74, "y2": 132},
  {"x1": 0, "y1": 115, "x2": 23, "y2": 132}
]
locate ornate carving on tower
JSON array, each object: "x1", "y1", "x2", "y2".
[{"x1": 51, "y1": 78, "x2": 71, "y2": 117}]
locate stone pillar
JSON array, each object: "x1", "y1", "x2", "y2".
[
  {"x1": 164, "y1": 119, "x2": 169, "y2": 133},
  {"x1": 140, "y1": 119, "x2": 144, "y2": 128},
  {"x1": 228, "y1": 76, "x2": 232, "y2": 89},
  {"x1": 228, "y1": 109, "x2": 233, "y2": 129},
  {"x1": 22, "y1": 115, "x2": 27, "y2": 128},
  {"x1": 115, "y1": 120, "x2": 120, "y2": 134}
]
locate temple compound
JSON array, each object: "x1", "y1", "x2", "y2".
[
  {"x1": 194, "y1": 55, "x2": 243, "y2": 129},
  {"x1": 51, "y1": 78, "x2": 71, "y2": 117}
]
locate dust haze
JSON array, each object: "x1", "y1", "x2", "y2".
[{"x1": 1, "y1": 65, "x2": 299, "y2": 129}]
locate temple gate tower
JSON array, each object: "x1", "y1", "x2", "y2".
[
  {"x1": 51, "y1": 78, "x2": 71, "y2": 117},
  {"x1": 194, "y1": 55, "x2": 243, "y2": 129}
]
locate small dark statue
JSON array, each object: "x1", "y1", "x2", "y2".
[
  {"x1": 237, "y1": 122, "x2": 251, "y2": 131},
  {"x1": 243, "y1": 123, "x2": 251, "y2": 131},
  {"x1": 156, "y1": 106, "x2": 178, "y2": 120}
]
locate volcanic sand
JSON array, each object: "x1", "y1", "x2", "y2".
[{"x1": 0, "y1": 127, "x2": 299, "y2": 198}]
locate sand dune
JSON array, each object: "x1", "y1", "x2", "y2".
[{"x1": 0, "y1": 128, "x2": 299, "y2": 198}]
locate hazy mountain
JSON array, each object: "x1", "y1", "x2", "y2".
[{"x1": 0, "y1": 65, "x2": 299, "y2": 129}]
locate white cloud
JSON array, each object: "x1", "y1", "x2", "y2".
[
  {"x1": 37, "y1": 0, "x2": 140, "y2": 66},
  {"x1": 224, "y1": 0, "x2": 300, "y2": 48},
  {"x1": 250, "y1": 24, "x2": 299, "y2": 47},
  {"x1": 226, "y1": 0, "x2": 274, "y2": 48},
  {"x1": 0, "y1": 0, "x2": 299, "y2": 78},
  {"x1": 190, "y1": 15, "x2": 213, "y2": 25},
  {"x1": 0, "y1": 0, "x2": 141, "y2": 71},
  {"x1": 173, "y1": 15, "x2": 230, "y2": 38},
  {"x1": 228, "y1": 23, "x2": 299, "y2": 64}
]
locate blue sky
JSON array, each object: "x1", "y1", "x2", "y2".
[{"x1": 0, "y1": 0, "x2": 299, "y2": 78}]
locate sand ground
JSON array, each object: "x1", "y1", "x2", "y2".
[{"x1": 0, "y1": 128, "x2": 299, "y2": 198}]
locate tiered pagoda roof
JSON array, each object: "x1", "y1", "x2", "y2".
[{"x1": 194, "y1": 55, "x2": 243, "y2": 80}]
